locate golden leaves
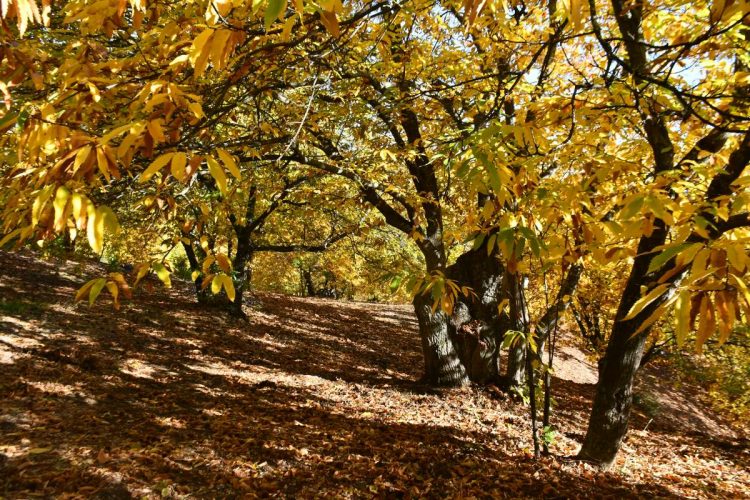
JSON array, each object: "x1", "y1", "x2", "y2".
[
  {"x1": 211, "y1": 273, "x2": 235, "y2": 301},
  {"x1": 710, "y1": 0, "x2": 750, "y2": 24},
  {"x1": 557, "y1": 0, "x2": 586, "y2": 32},
  {"x1": 140, "y1": 153, "x2": 174, "y2": 183},
  {"x1": 188, "y1": 28, "x2": 244, "y2": 77},
  {"x1": 216, "y1": 148, "x2": 241, "y2": 179},
  {"x1": 75, "y1": 272, "x2": 133, "y2": 309},
  {"x1": 206, "y1": 156, "x2": 228, "y2": 196}
]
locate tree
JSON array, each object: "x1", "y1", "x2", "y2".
[
  {"x1": 573, "y1": 0, "x2": 750, "y2": 468},
  {"x1": 0, "y1": 0, "x2": 355, "y2": 312}
]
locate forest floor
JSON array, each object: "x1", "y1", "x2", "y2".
[{"x1": 0, "y1": 251, "x2": 748, "y2": 499}]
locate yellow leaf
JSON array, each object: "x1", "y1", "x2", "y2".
[
  {"x1": 86, "y1": 204, "x2": 104, "y2": 254},
  {"x1": 100, "y1": 123, "x2": 134, "y2": 144},
  {"x1": 152, "y1": 262, "x2": 172, "y2": 288},
  {"x1": 695, "y1": 295, "x2": 715, "y2": 353},
  {"x1": 32, "y1": 185, "x2": 54, "y2": 227},
  {"x1": 281, "y1": 16, "x2": 295, "y2": 41},
  {"x1": 211, "y1": 274, "x2": 222, "y2": 294},
  {"x1": 140, "y1": 153, "x2": 174, "y2": 182},
  {"x1": 75, "y1": 279, "x2": 97, "y2": 302},
  {"x1": 108, "y1": 272, "x2": 132, "y2": 298},
  {"x1": 675, "y1": 290, "x2": 690, "y2": 346},
  {"x1": 96, "y1": 147, "x2": 110, "y2": 181},
  {"x1": 171, "y1": 152, "x2": 187, "y2": 183},
  {"x1": 217, "y1": 148, "x2": 241, "y2": 179},
  {"x1": 726, "y1": 244, "x2": 747, "y2": 273},
  {"x1": 215, "y1": 253, "x2": 232, "y2": 272},
  {"x1": 622, "y1": 283, "x2": 669, "y2": 321},
  {"x1": 147, "y1": 119, "x2": 165, "y2": 143},
  {"x1": 221, "y1": 274, "x2": 235, "y2": 301},
  {"x1": 710, "y1": 0, "x2": 727, "y2": 23},
  {"x1": 0, "y1": 228, "x2": 23, "y2": 248},
  {"x1": 210, "y1": 29, "x2": 232, "y2": 69},
  {"x1": 190, "y1": 28, "x2": 214, "y2": 77},
  {"x1": 133, "y1": 263, "x2": 150, "y2": 288},
  {"x1": 319, "y1": 10, "x2": 339, "y2": 36},
  {"x1": 53, "y1": 186, "x2": 70, "y2": 232},
  {"x1": 187, "y1": 101, "x2": 204, "y2": 120},
  {"x1": 71, "y1": 194, "x2": 87, "y2": 230},
  {"x1": 88, "y1": 278, "x2": 107, "y2": 306},
  {"x1": 633, "y1": 293, "x2": 677, "y2": 336},
  {"x1": 97, "y1": 206, "x2": 120, "y2": 234},
  {"x1": 206, "y1": 156, "x2": 228, "y2": 195},
  {"x1": 105, "y1": 281, "x2": 120, "y2": 310},
  {"x1": 73, "y1": 145, "x2": 92, "y2": 173},
  {"x1": 715, "y1": 290, "x2": 734, "y2": 345}
]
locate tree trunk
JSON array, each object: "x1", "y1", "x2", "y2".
[
  {"x1": 182, "y1": 242, "x2": 210, "y2": 304},
  {"x1": 578, "y1": 224, "x2": 669, "y2": 468},
  {"x1": 302, "y1": 269, "x2": 315, "y2": 297},
  {"x1": 413, "y1": 292, "x2": 469, "y2": 386},
  {"x1": 446, "y1": 244, "x2": 511, "y2": 384},
  {"x1": 577, "y1": 318, "x2": 648, "y2": 468},
  {"x1": 230, "y1": 245, "x2": 253, "y2": 318},
  {"x1": 505, "y1": 342, "x2": 527, "y2": 389},
  {"x1": 502, "y1": 272, "x2": 529, "y2": 389}
]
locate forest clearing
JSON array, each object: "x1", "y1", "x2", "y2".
[{"x1": 1, "y1": 251, "x2": 748, "y2": 498}]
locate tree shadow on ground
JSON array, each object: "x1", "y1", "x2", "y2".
[{"x1": 1, "y1": 251, "x2": 747, "y2": 498}]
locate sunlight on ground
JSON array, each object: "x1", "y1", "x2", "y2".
[
  {"x1": 0, "y1": 324, "x2": 43, "y2": 347},
  {"x1": 25, "y1": 380, "x2": 97, "y2": 405},
  {"x1": 120, "y1": 358, "x2": 175, "y2": 380}
]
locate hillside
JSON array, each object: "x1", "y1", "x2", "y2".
[{"x1": 0, "y1": 251, "x2": 748, "y2": 498}]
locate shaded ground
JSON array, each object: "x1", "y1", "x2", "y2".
[{"x1": 0, "y1": 250, "x2": 748, "y2": 498}]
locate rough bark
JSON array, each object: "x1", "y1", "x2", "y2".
[
  {"x1": 413, "y1": 292, "x2": 470, "y2": 386},
  {"x1": 578, "y1": 0, "x2": 676, "y2": 468},
  {"x1": 503, "y1": 273, "x2": 529, "y2": 389},
  {"x1": 446, "y1": 245, "x2": 511, "y2": 384}
]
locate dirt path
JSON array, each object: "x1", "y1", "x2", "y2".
[{"x1": 0, "y1": 251, "x2": 747, "y2": 498}]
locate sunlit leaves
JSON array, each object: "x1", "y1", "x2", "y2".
[
  {"x1": 152, "y1": 262, "x2": 172, "y2": 288},
  {"x1": 140, "y1": 153, "x2": 175, "y2": 183},
  {"x1": 211, "y1": 273, "x2": 236, "y2": 301},
  {"x1": 206, "y1": 157, "x2": 228, "y2": 196},
  {"x1": 217, "y1": 149, "x2": 241, "y2": 179},
  {"x1": 75, "y1": 272, "x2": 132, "y2": 309}
]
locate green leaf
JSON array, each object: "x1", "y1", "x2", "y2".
[
  {"x1": 264, "y1": 0, "x2": 286, "y2": 30},
  {"x1": 647, "y1": 243, "x2": 692, "y2": 274},
  {"x1": 152, "y1": 263, "x2": 172, "y2": 289},
  {"x1": 471, "y1": 233, "x2": 485, "y2": 251},
  {"x1": 88, "y1": 278, "x2": 107, "y2": 306},
  {"x1": 389, "y1": 275, "x2": 402, "y2": 293}
]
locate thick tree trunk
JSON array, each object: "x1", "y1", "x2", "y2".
[
  {"x1": 413, "y1": 293, "x2": 469, "y2": 386},
  {"x1": 446, "y1": 245, "x2": 510, "y2": 384},
  {"x1": 577, "y1": 317, "x2": 649, "y2": 468},
  {"x1": 578, "y1": 224, "x2": 669, "y2": 468}
]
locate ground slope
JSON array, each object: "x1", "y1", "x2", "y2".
[{"x1": 0, "y1": 251, "x2": 747, "y2": 498}]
